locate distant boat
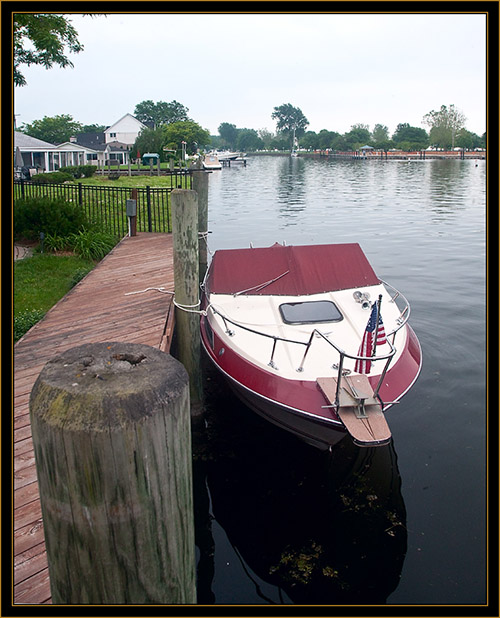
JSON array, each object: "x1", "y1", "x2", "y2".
[
  {"x1": 203, "y1": 154, "x2": 222, "y2": 170},
  {"x1": 208, "y1": 150, "x2": 241, "y2": 161}
]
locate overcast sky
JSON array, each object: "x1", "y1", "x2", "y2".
[{"x1": 14, "y1": 11, "x2": 487, "y2": 137}]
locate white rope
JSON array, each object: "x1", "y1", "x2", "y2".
[
  {"x1": 125, "y1": 286, "x2": 174, "y2": 296},
  {"x1": 173, "y1": 298, "x2": 209, "y2": 316}
]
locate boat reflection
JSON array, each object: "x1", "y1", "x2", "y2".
[{"x1": 193, "y1": 373, "x2": 407, "y2": 605}]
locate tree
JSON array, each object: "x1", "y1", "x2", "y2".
[
  {"x1": 132, "y1": 127, "x2": 166, "y2": 160},
  {"x1": 134, "y1": 100, "x2": 189, "y2": 127},
  {"x1": 372, "y1": 124, "x2": 390, "y2": 148},
  {"x1": 162, "y1": 121, "x2": 211, "y2": 155},
  {"x1": 422, "y1": 104, "x2": 466, "y2": 149},
  {"x1": 257, "y1": 128, "x2": 275, "y2": 150},
  {"x1": 81, "y1": 124, "x2": 106, "y2": 133},
  {"x1": 455, "y1": 129, "x2": 483, "y2": 150},
  {"x1": 14, "y1": 14, "x2": 84, "y2": 87},
  {"x1": 19, "y1": 114, "x2": 83, "y2": 144},
  {"x1": 218, "y1": 123, "x2": 239, "y2": 149},
  {"x1": 392, "y1": 123, "x2": 429, "y2": 150},
  {"x1": 271, "y1": 103, "x2": 309, "y2": 149},
  {"x1": 236, "y1": 129, "x2": 263, "y2": 152},
  {"x1": 343, "y1": 125, "x2": 372, "y2": 150},
  {"x1": 317, "y1": 129, "x2": 341, "y2": 150}
]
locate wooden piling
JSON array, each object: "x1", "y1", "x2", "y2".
[
  {"x1": 29, "y1": 342, "x2": 196, "y2": 604},
  {"x1": 192, "y1": 169, "x2": 209, "y2": 283},
  {"x1": 171, "y1": 189, "x2": 203, "y2": 406}
]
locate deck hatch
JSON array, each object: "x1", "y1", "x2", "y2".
[{"x1": 279, "y1": 300, "x2": 343, "y2": 325}]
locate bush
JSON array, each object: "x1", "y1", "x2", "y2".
[
  {"x1": 44, "y1": 233, "x2": 71, "y2": 252},
  {"x1": 68, "y1": 229, "x2": 116, "y2": 261},
  {"x1": 31, "y1": 171, "x2": 74, "y2": 184},
  {"x1": 14, "y1": 196, "x2": 90, "y2": 240},
  {"x1": 60, "y1": 165, "x2": 96, "y2": 179},
  {"x1": 14, "y1": 309, "x2": 46, "y2": 342}
]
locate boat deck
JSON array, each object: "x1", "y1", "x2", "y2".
[{"x1": 13, "y1": 233, "x2": 176, "y2": 605}]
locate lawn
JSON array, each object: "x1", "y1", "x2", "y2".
[{"x1": 14, "y1": 253, "x2": 96, "y2": 341}]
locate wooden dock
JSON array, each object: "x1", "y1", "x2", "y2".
[{"x1": 13, "y1": 233, "x2": 177, "y2": 605}]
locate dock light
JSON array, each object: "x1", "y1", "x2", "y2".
[{"x1": 353, "y1": 290, "x2": 371, "y2": 309}]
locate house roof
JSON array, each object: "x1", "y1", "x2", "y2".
[
  {"x1": 105, "y1": 113, "x2": 146, "y2": 133},
  {"x1": 15, "y1": 131, "x2": 55, "y2": 148}
]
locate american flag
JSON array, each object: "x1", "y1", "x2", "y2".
[{"x1": 354, "y1": 302, "x2": 387, "y2": 374}]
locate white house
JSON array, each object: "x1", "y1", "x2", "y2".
[{"x1": 104, "y1": 113, "x2": 146, "y2": 146}]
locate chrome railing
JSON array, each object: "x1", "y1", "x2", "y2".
[{"x1": 208, "y1": 303, "x2": 401, "y2": 407}]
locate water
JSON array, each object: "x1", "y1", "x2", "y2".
[{"x1": 193, "y1": 156, "x2": 487, "y2": 605}]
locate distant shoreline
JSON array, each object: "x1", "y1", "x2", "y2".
[{"x1": 247, "y1": 150, "x2": 486, "y2": 160}]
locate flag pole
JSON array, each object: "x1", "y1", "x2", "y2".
[{"x1": 372, "y1": 294, "x2": 383, "y2": 357}]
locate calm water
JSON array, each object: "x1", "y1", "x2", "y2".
[{"x1": 192, "y1": 156, "x2": 487, "y2": 606}]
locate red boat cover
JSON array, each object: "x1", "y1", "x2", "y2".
[{"x1": 208, "y1": 243, "x2": 380, "y2": 295}]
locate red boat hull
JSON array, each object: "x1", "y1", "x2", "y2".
[{"x1": 200, "y1": 314, "x2": 422, "y2": 449}]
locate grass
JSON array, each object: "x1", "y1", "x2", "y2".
[
  {"x1": 77, "y1": 171, "x2": 192, "y2": 188},
  {"x1": 14, "y1": 253, "x2": 95, "y2": 341}
]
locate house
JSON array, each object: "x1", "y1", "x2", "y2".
[
  {"x1": 14, "y1": 131, "x2": 98, "y2": 173},
  {"x1": 104, "y1": 113, "x2": 147, "y2": 147},
  {"x1": 14, "y1": 114, "x2": 147, "y2": 173}
]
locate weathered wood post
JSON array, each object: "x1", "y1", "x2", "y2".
[
  {"x1": 128, "y1": 188, "x2": 138, "y2": 237},
  {"x1": 29, "y1": 342, "x2": 196, "y2": 604},
  {"x1": 191, "y1": 166, "x2": 209, "y2": 284},
  {"x1": 171, "y1": 189, "x2": 203, "y2": 407}
]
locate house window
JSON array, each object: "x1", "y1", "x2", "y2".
[{"x1": 110, "y1": 132, "x2": 117, "y2": 137}]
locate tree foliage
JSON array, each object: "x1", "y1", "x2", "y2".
[
  {"x1": 271, "y1": 103, "x2": 309, "y2": 148},
  {"x1": 19, "y1": 114, "x2": 83, "y2": 144},
  {"x1": 422, "y1": 104, "x2": 467, "y2": 149},
  {"x1": 14, "y1": 14, "x2": 84, "y2": 87},
  {"x1": 134, "y1": 100, "x2": 189, "y2": 127},
  {"x1": 218, "y1": 123, "x2": 239, "y2": 149},
  {"x1": 392, "y1": 123, "x2": 429, "y2": 150},
  {"x1": 163, "y1": 121, "x2": 211, "y2": 155}
]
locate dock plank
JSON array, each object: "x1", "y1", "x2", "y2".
[{"x1": 13, "y1": 233, "x2": 177, "y2": 605}]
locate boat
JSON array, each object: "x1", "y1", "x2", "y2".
[
  {"x1": 200, "y1": 242, "x2": 422, "y2": 449},
  {"x1": 202, "y1": 154, "x2": 222, "y2": 170},
  {"x1": 208, "y1": 150, "x2": 242, "y2": 161}
]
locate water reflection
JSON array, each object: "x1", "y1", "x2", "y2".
[
  {"x1": 275, "y1": 157, "x2": 307, "y2": 222},
  {"x1": 193, "y1": 362, "x2": 407, "y2": 605}
]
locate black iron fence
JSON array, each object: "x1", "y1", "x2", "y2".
[{"x1": 14, "y1": 171, "x2": 193, "y2": 238}]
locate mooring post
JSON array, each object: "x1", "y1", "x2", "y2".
[
  {"x1": 29, "y1": 342, "x2": 196, "y2": 604},
  {"x1": 192, "y1": 167, "x2": 209, "y2": 283},
  {"x1": 171, "y1": 189, "x2": 203, "y2": 407}
]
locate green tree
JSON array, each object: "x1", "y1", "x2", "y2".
[
  {"x1": 455, "y1": 129, "x2": 483, "y2": 150},
  {"x1": 19, "y1": 114, "x2": 83, "y2": 144},
  {"x1": 271, "y1": 103, "x2": 309, "y2": 149},
  {"x1": 14, "y1": 14, "x2": 85, "y2": 87},
  {"x1": 134, "y1": 100, "x2": 189, "y2": 127},
  {"x1": 422, "y1": 104, "x2": 467, "y2": 149},
  {"x1": 163, "y1": 120, "x2": 211, "y2": 155},
  {"x1": 316, "y1": 129, "x2": 341, "y2": 150},
  {"x1": 81, "y1": 124, "x2": 106, "y2": 133},
  {"x1": 236, "y1": 129, "x2": 263, "y2": 152},
  {"x1": 392, "y1": 123, "x2": 429, "y2": 150},
  {"x1": 300, "y1": 131, "x2": 319, "y2": 150},
  {"x1": 257, "y1": 128, "x2": 275, "y2": 150},
  {"x1": 343, "y1": 125, "x2": 372, "y2": 150},
  {"x1": 371, "y1": 124, "x2": 391, "y2": 148},
  {"x1": 218, "y1": 123, "x2": 239, "y2": 149},
  {"x1": 132, "y1": 127, "x2": 165, "y2": 160}
]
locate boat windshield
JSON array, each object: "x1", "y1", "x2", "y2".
[{"x1": 279, "y1": 300, "x2": 343, "y2": 325}]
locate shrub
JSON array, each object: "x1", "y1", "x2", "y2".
[
  {"x1": 31, "y1": 171, "x2": 74, "y2": 184},
  {"x1": 14, "y1": 197, "x2": 90, "y2": 241},
  {"x1": 68, "y1": 229, "x2": 116, "y2": 261},
  {"x1": 60, "y1": 165, "x2": 96, "y2": 179},
  {"x1": 44, "y1": 233, "x2": 71, "y2": 252},
  {"x1": 14, "y1": 309, "x2": 46, "y2": 342}
]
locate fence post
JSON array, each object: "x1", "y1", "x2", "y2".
[
  {"x1": 146, "y1": 185, "x2": 152, "y2": 232},
  {"x1": 129, "y1": 188, "x2": 138, "y2": 236},
  {"x1": 29, "y1": 341, "x2": 196, "y2": 604},
  {"x1": 192, "y1": 169, "x2": 209, "y2": 283},
  {"x1": 171, "y1": 190, "x2": 203, "y2": 407},
  {"x1": 78, "y1": 182, "x2": 83, "y2": 206}
]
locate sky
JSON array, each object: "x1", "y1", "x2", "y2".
[{"x1": 14, "y1": 11, "x2": 487, "y2": 137}]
